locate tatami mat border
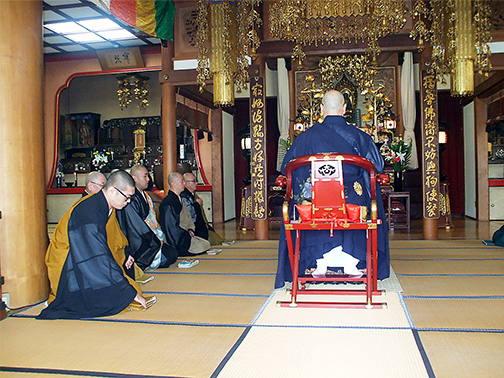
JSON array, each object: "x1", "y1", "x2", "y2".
[
  {"x1": 392, "y1": 246, "x2": 500, "y2": 250},
  {"x1": 149, "y1": 272, "x2": 275, "y2": 276},
  {"x1": 11, "y1": 314, "x2": 249, "y2": 327},
  {"x1": 196, "y1": 257, "x2": 277, "y2": 261},
  {"x1": 250, "y1": 291, "x2": 276, "y2": 324},
  {"x1": 14, "y1": 315, "x2": 501, "y2": 334},
  {"x1": 411, "y1": 329, "x2": 436, "y2": 378},
  {"x1": 398, "y1": 292, "x2": 415, "y2": 328},
  {"x1": 417, "y1": 327, "x2": 504, "y2": 333},
  {"x1": 210, "y1": 327, "x2": 252, "y2": 378},
  {"x1": 0, "y1": 366, "x2": 179, "y2": 378},
  {"x1": 397, "y1": 273, "x2": 504, "y2": 277},
  {"x1": 404, "y1": 295, "x2": 504, "y2": 299},
  {"x1": 392, "y1": 258, "x2": 504, "y2": 261},
  {"x1": 142, "y1": 291, "x2": 269, "y2": 298},
  {"x1": 12, "y1": 312, "x2": 417, "y2": 330},
  {"x1": 214, "y1": 247, "x2": 277, "y2": 250}
]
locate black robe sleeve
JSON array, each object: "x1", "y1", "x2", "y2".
[{"x1": 116, "y1": 189, "x2": 160, "y2": 270}]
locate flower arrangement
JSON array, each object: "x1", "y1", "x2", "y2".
[
  {"x1": 380, "y1": 137, "x2": 412, "y2": 172},
  {"x1": 279, "y1": 136, "x2": 294, "y2": 153},
  {"x1": 92, "y1": 150, "x2": 111, "y2": 172}
]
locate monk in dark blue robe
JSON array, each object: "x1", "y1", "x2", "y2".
[
  {"x1": 275, "y1": 90, "x2": 389, "y2": 288},
  {"x1": 38, "y1": 171, "x2": 148, "y2": 319}
]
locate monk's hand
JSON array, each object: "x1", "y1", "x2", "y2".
[
  {"x1": 134, "y1": 293, "x2": 147, "y2": 309},
  {"x1": 196, "y1": 198, "x2": 203, "y2": 206},
  {"x1": 125, "y1": 255, "x2": 134, "y2": 269},
  {"x1": 189, "y1": 230, "x2": 195, "y2": 237}
]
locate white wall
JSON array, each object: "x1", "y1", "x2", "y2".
[
  {"x1": 222, "y1": 111, "x2": 236, "y2": 221},
  {"x1": 464, "y1": 102, "x2": 476, "y2": 218}
]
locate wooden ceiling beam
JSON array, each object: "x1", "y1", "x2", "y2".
[{"x1": 257, "y1": 34, "x2": 419, "y2": 58}]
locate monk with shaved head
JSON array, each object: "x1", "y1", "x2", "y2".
[
  {"x1": 117, "y1": 165, "x2": 177, "y2": 276},
  {"x1": 38, "y1": 170, "x2": 152, "y2": 319},
  {"x1": 275, "y1": 90, "x2": 390, "y2": 289}
]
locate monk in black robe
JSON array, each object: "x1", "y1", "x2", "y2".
[
  {"x1": 38, "y1": 170, "x2": 148, "y2": 320},
  {"x1": 180, "y1": 173, "x2": 209, "y2": 240},
  {"x1": 117, "y1": 165, "x2": 177, "y2": 274},
  {"x1": 159, "y1": 172, "x2": 210, "y2": 257},
  {"x1": 82, "y1": 171, "x2": 106, "y2": 197}
]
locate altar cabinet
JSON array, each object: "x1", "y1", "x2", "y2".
[
  {"x1": 38, "y1": 191, "x2": 143, "y2": 319},
  {"x1": 275, "y1": 114, "x2": 390, "y2": 288}
]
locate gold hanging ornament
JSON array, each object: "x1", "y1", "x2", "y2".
[
  {"x1": 269, "y1": 0, "x2": 406, "y2": 66},
  {"x1": 117, "y1": 74, "x2": 149, "y2": 110},
  {"x1": 410, "y1": 0, "x2": 492, "y2": 97},
  {"x1": 196, "y1": 0, "x2": 262, "y2": 106}
]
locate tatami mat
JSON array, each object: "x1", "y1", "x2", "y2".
[
  {"x1": 405, "y1": 298, "x2": 504, "y2": 330},
  {"x1": 419, "y1": 332, "x2": 504, "y2": 378},
  {"x1": 142, "y1": 272, "x2": 275, "y2": 296},
  {"x1": 1, "y1": 373, "x2": 82, "y2": 378},
  {"x1": 2, "y1": 238, "x2": 440, "y2": 378},
  {"x1": 390, "y1": 239, "x2": 504, "y2": 377},
  {"x1": 217, "y1": 327, "x2": 429, "y2": 378},
  {"x1": 158, "y1": 258, "x2": 278, "y2": 274},
  {"x1": 398, "y1": 276, "x2": 504, "y2": 296},
  {"x1": 392, "y1": 259, "x2": 504, "y2": 274},
  {"x1": 0, "y1": 317, "x2": 244, "y2": 378},
  {"x1": 255, "y1": 290, "x2": 409, "y2": 328},
  {"x1": 17, "y1": 294, "x2": 267, "y2": 326},
  {"x1": 390, "y1": 239, "x2": 494, "y2": 249}
]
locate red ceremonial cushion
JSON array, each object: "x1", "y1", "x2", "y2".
[
  {"x1": 345, "y1": 203, "x2": 362, "y2": 222},
  {"x1": 295, "y1": 204, "x2": 312, "y2": 222}
]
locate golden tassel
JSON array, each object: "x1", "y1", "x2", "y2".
[
  {"x1": 450, "y1": 0, "x2": 476, "y2": 96},
  {"x1": 209, "y1": 1, "x2": 237, "y2": 106}
]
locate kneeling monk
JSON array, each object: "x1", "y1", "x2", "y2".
[{"x1": 38, "y1": 170, "x2": 148, "y2": 320}]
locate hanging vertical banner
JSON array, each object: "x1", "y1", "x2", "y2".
[
  {"x1": 250, "y1": 76, "x2": 267, "y2": 220},
  {"x1": 420, "y1": 70, "x2": 440, "y2": 219}
]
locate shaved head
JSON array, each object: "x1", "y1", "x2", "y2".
[
  {"x1": 85, "y1": 171, "x2": 106, "y2": 186},
  {"x1": 168, "y1": 172, "x2": 185, "y2": 195},
  {"x1": 105, "y1": 170, "x2": 135, "y2": 191},
  {"x1": 321, "y1": 90, "x2": 346, "y2": 116},
  {"x1": 130, "y1": 164, "x2": 147, "y2": 178},
  {"x1": 168, "y1": 172, "x2": 183, "y2": 187}
]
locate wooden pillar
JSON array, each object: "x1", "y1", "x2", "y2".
[
  {"x1": 0, "y1": 1, "x2": 49, "y2": 307},
  {"x1": 161, "y1": 42, "x2": 177, "y2": 191},
  {"x1": 251, "y1": 56, "x2": 269, "y2": 240},
  {"x1": 211, "y1": 107, "x2": 224, "y2": 224},
  {"x1": 475, "y1": 96, "x2": 489, "y2": 221},
  {"x1": 0, "y1": 211, "x2": 5, "y2": 320},
  {"x1": 288, "y1": 59, "x2": 297, "y2": 139},
  {"x1": 419, "y1": 49, "x2": 439, "y2": 240}
]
